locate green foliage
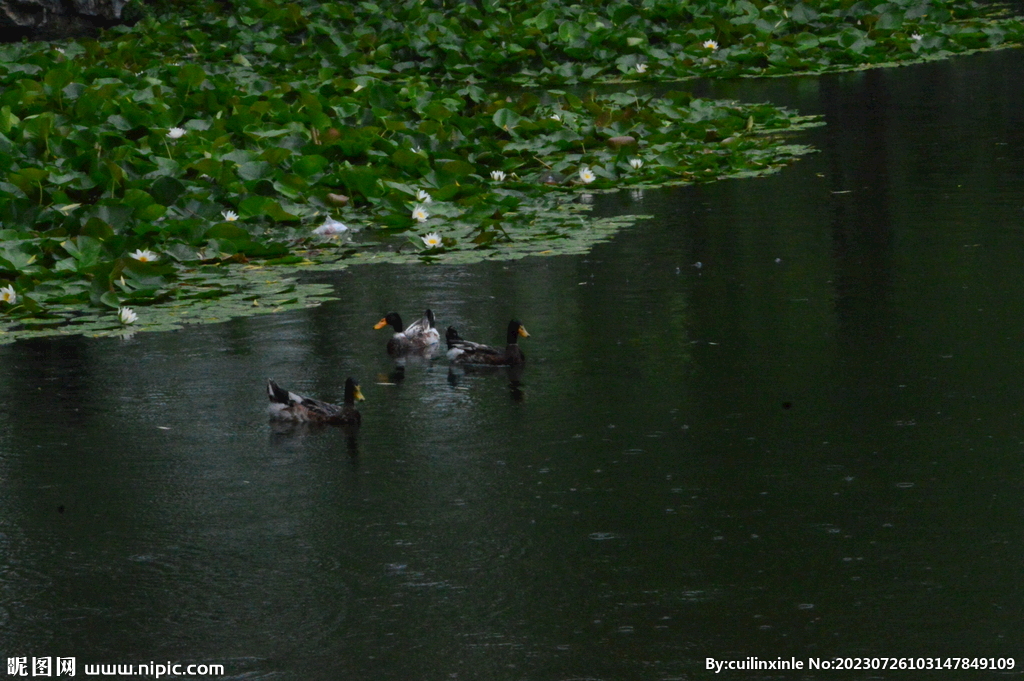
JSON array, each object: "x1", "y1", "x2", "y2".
[
  {"x1": 105, "y1": 0, "x2": 1020, "y2": 85},
  {"x1": 1, "y1": 0, "x2": 1020, "y2": 341}
]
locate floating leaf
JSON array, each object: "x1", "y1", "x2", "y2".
[
  {"x1": 5, "y1": 0, "x2": 1005, "y2": 344},
  {"x1": 493, "y1": 108, "x2": 523, "y2": 132},
  {"x1": 558, "y1": 21, "x2": 583, "y2": 43},
  {"x1": 150, "y1": 176, "x2": 186, "y2": 206},
  {"x1": 291, "y1": 155, "x2": 328, "y2": 178}
]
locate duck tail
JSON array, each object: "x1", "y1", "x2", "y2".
[{"x1": 267, "y1": 379, "x2": 291, "y2": 404}]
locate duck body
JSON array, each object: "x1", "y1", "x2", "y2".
[
  {"x1": 375, "y1": 309, "x2": 441, "y2": 356},
  {"x1": 267, "y1": 378, "x2": 364, "y2": 425},
  {"x1": 446, "y1": 320, "x2": 529, "y2": 366}
]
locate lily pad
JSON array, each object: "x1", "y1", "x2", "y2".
[{"x1": 6, "y1": 0, "x2": 1009, "y2": 343}]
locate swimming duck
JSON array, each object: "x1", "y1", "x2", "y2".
[
  {"x1": 267, "y1": 377, "x2": 364, "y2": 425},
  {"x1": 374, "y1": 309, "x2": 441, "y2": 356},
  {"x1": 446, "y1": 319, "x2": 529, "y2": 366}
]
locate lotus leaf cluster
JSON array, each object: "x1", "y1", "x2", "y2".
[
  {"x1": 100, "y1": 0, "x2": 1024, "y2": 85},
  {"x1": 1, "y1": 0, "x2": 1021, "y2": 342}
]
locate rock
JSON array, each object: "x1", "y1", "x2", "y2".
[
  {"x1": 539, "y1": 171, "x2": 567, "y2": 185},
  {"x1": 607, "y1": 135, "x2": 638, "y2": 149},
  {"x1": 0, "y1": 0, "x2": 126, "y2": 40},
  {"x1": 313, "y1": 217, "x2": 348, "y2": 236}
]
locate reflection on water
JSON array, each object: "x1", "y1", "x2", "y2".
[{"x1": 3, "y1": 50, "x2": 1024, "y2": 678}]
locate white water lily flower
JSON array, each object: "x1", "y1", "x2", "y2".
[
  {"x1": 421, "y1": 232, "x2": 443, "y2": 248},
  {"x1": 353, "y1": 83, "x2": 364, "y2": 92},
  {"x1": 579, "y1": 167, "x2": 596, "y2": 184},
  {"x1": 130, "y1": 249, "x2": 158, "y2": 263},
  {"x1": 911, "y1": 33, "x2": 923, "y2": 41},
  {"x1": 118, "y1": 307, "x2": 138, "y2": 325},
  {"x1": 166, "y1": 127, "x2": 186, "y2": 140},
  {"x1": 635, "y1": 63, "x2": 648, "y2": 74},
  {"x1": 550, "y1": 113, "x2": 562, "y2": 122},
  {"x1": 222, "y1": 210, "x2": 238, "y2": 221},
  {"x1": 416, "y1": 189, "x2": 432, "y2": 203},
  {"x1": 703, "y1": 39, "x2": 719, "y2": 51},
  {"x1": 412, "y1": 205, "x2": 429, "y2": 222},
  {"x1": 629, "y1": 158, "x2": 644, "y2": 170},
  {"x1": 0, "y1": 285, "x2": 16, "y2": 305},
  {"x1": 313, "y1": 217, "x2": 348, "y2": 235},
  {"x1": 491, "y1": 170, "x2": 506, "y2": 182}
]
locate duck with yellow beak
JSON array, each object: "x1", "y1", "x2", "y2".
[
  {"x1": 267, "y1": 377, "x2": 365, "y2": 425},
  {"x1": 446, "y1": 320, "x2": 530, "y2": 366},
  {"x1": 374, "y1": 309, "x2": 441, "y2": 356}
]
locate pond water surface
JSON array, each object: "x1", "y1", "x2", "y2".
[{"x1": 2, "y1": 50, "x2": 1024, "y2": 680}]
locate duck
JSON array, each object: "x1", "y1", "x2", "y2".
[
  {"x1": 267, "y1": 377, "x2": 364, "y2": 425},
  {"x1": 446, "y1": 319, "x2": 529, "y2": 366},
  {"x1": 374, "y1": 309, "x2": 441, "y2": 356}
]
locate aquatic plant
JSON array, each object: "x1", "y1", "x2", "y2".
[
  {"x1": 117, "y1": 306, "x2": 137, "y2": 324},
  {"x1": 4, "y1": 0, "x2": 1017, "y2": 342},
  {"x1": 111, "y1": 0, "x2": 1020, "y2": 86},
  {"x1": 0, "y1": 76, "x2": 818, "y2": 342},
  {"x1": 411, "y1": 205, "x2": 431, "y2": 223}
]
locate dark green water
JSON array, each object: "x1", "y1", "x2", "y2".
[{"x1": 3, "y1": 50, "x2": 1024, "y2": 679}]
